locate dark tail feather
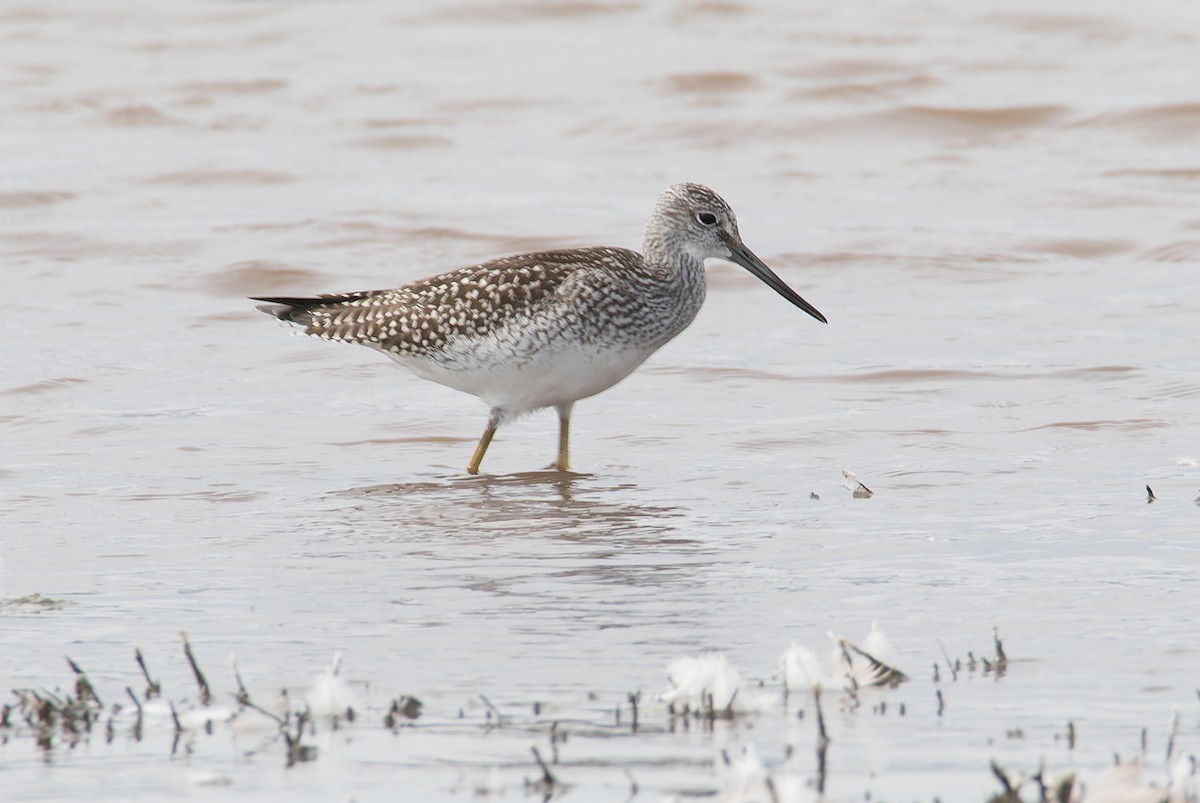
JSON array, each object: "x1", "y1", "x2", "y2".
[
  {"x1": 251, "y1": 290, "x2": 382, "y2": 325},
  {"x1": 249, "y1": 296, "x2": 327, "y2": 325}
]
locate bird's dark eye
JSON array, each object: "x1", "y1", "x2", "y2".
[{"x1": 696, "y1": 211, "x2": 718, "y2": 226}]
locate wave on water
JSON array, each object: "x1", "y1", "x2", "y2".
[
  {"x1": 145, "y1": 169, "x2": 297, "y2": 186},
  {"x1": 0, "y1": 191, "x2": 75, "y2": 208},
  {"x1": 1073, "y1": 102, "x2": 1200, "y2": 140}
]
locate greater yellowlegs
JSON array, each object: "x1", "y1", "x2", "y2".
[{"x1": 252, "y1": 183, "x2": 826, "y2": 474}]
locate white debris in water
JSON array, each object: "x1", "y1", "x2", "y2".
[
  {"x1": 306, "y1": 652, "x2": 355, "y2": 721},
  {"x1": 780, "y1": 642, "x2": 827, "y2": 693},
  {"x1": 178, "y1": 706, "x2": 236, "y2": 731},
  {"x1": 473, "y1": 767, "x2": 506, "y2": 796},
  {"x1": 783, "y1": 623, "x2": 905, "y2": 693},
  {"x1": 831, "y1": 624, "x2": 907, "y2": 688},
  {"x1": 860, "y1": 621, "x2": 897, "y2": 665},
  {"x1": 710, "y1": 745, "x2": 818, "y2": 803},
  {"x1": 841, "y1": 468, "x2": 873, "y2": 498},
  {"x1": 228, "y1": 704, "x2": 284, "y2": 735},
  {"x1": 1176, "y1": 456, "x2": 1197, "y2": 467},
  {"x1": 139, "y1": 699, "x2": 174, "y2": 721},
  {"x1": 1168, "y1": 755, "x2": 1197, "y2": 803},
  {"x1": 1074, "y1": 756, "x2": 1196, "y2": 803},
  {"x1": 661, "y1": 652, "x2": 773, "y2": 714},
  {"x1": 186, "y1": 771, "x2": 233, "y2": 788}
]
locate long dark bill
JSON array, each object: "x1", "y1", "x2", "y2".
[{"x1": 728, "y1": 245, "x2": 827, "y2": 324}]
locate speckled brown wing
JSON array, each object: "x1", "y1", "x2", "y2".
[{"x1": 251, "y1": 248, "x2": 640, "y2": 358}]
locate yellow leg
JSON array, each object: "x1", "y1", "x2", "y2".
[
  {"x1": 467, "y1": 425, "x2": 496, "y2": 475},
  {"x1": 554, "y1": 403, "x2": 572, "y2": 472}
]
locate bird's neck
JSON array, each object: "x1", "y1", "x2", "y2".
[
  {"x1": 639, "y1": 235, "x2": 707, "y2": 333},
  {"x1": 642, "y1": 233, "x2": 706, "y2": 283}
]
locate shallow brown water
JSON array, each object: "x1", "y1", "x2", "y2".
[{"x1": 3, "y1": 1, "x2": 1200, "y2": 801}]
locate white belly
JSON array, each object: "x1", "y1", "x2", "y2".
[{"x1": 383, "y1": 339, "x2": 655, "y2": 414}]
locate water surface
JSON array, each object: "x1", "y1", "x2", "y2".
[{"x1": 3, "y1": 1, "x2": 1199, "y2": 800}]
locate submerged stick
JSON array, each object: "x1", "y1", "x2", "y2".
[
  {"x1": 990, "y1": 760, "x2": 1016, "y2": 795},
  {"x1": 530, "y1": 745, "x2": 556, "y2": 791},
  {"x1": 937, "y1": 640, "x2": 958, "y2": 682},
  {"x1": 134, "y1": 649, "x2": 161, "y2": 699},
  {"x1": 284, "y1": 709, "x2": 317, "y2": 768},
  {"x1": 237, "y1": 695, "x2": 285, "y2": 727},
  {"x1": 1165, "y1": 709, "x2": 1179, "y2": 763},
  {"x1": 179, "y1": 632, "x2": 211, "y2": 706},
  {"x1": 813, "y1": 688, "x2": 829, "y2": 795},
  {"x1": 764, "y1": 775, "x2": 782, "y2": 803},
  {"x1": 166, "y1": 699, "x2": 182, "y2": 757},
  {"x1": 1051, "y1": 772, "x2": 1076, "y2": 803},
  {"x1": 479, "y1": 694, "x2": 505, "y2": 726},
  {"x1": 66, "y1": 657, "x2": 102, "y2": 710},
  {"x1": 992, "y1": 627, "x2": 1008, "y2": 676},
  {"x1": 230, "y1": 657, "x2": 254, "y2": 709},
  {"x1": 125, "y1": 687, "x2": 144, "y2": 741},
  {"x1": 623, "y1": 768, "x2": 638, "y2": 799}
]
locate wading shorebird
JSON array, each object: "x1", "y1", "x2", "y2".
[{"x1": 251, "y1": 183, "x2": 826, "y2": 474}]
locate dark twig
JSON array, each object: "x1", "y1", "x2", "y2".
[
  {"x1": 168, "y1": 701, "x2": 182, "y2": 736},
  {"x1": 992, "y1": 627, "x2": 1008, "y2": 677},
  {"x1": 232, "y1": 658, "x2": 251, "y2": 708},
  {"x1": 990, "y1": 760, "x2": 1016, "y2": 795},
  {"x1": 1051, "y1": 772, "x2": 1076, "y2": 803},
  {"x1": 937, "y1": 640, "x2": 958, "y2": 682},
  {"x1": 179, "y1": 632, "x2": 211, "y2": 707},
  {"x1": 383, "y1": 695, "x2": 423, "y2": 729},
  {"x1": 623, "y1": 768, "x2": 638, "y2": 801},
  {"x1": 1166, "y1": 709, "x2": 1179, "y2": 763},
  {"x1": 61, "y1": 657, "x2": 103, "y2": 738},
  {"x1": 235, "y1": 694, "x2": 285, "y2": 727},
  {"x1": 125, "y1": 687, "x2": 144, "y2": 742},
  {"x1": 25, "y1": 692, "x2": 55, "y2": 751},
  {"x1": 844, "y1": 641, "x2": 908, "y2": 687},
  {"x1": 66, "y1": 657, "x2": 102, "y2": 708},
  {"x1": 764, "y1": 774, "x2": 782, "y2": 803},
  {"x1": 479, "y1": 694, "x2": 505, "y2": 726},
  {"x1": 283, "y1": 709, "x2": 317, "y2": 768},
  {"x1": 167, "y1": 700, "x2": 182, "y2": 756},
  {"x1": 1030, "y1": 756, "x2": 1046, "y2": 800},
  {"x1": 813, "y1": 688, "x2": 829, "y2": 795},
  {"x1": 530, "y1": 745, "x2": 557, "y2": 792},
  {"x1": 134, "y1": 649, "x2": 161, "y2": 700}
]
